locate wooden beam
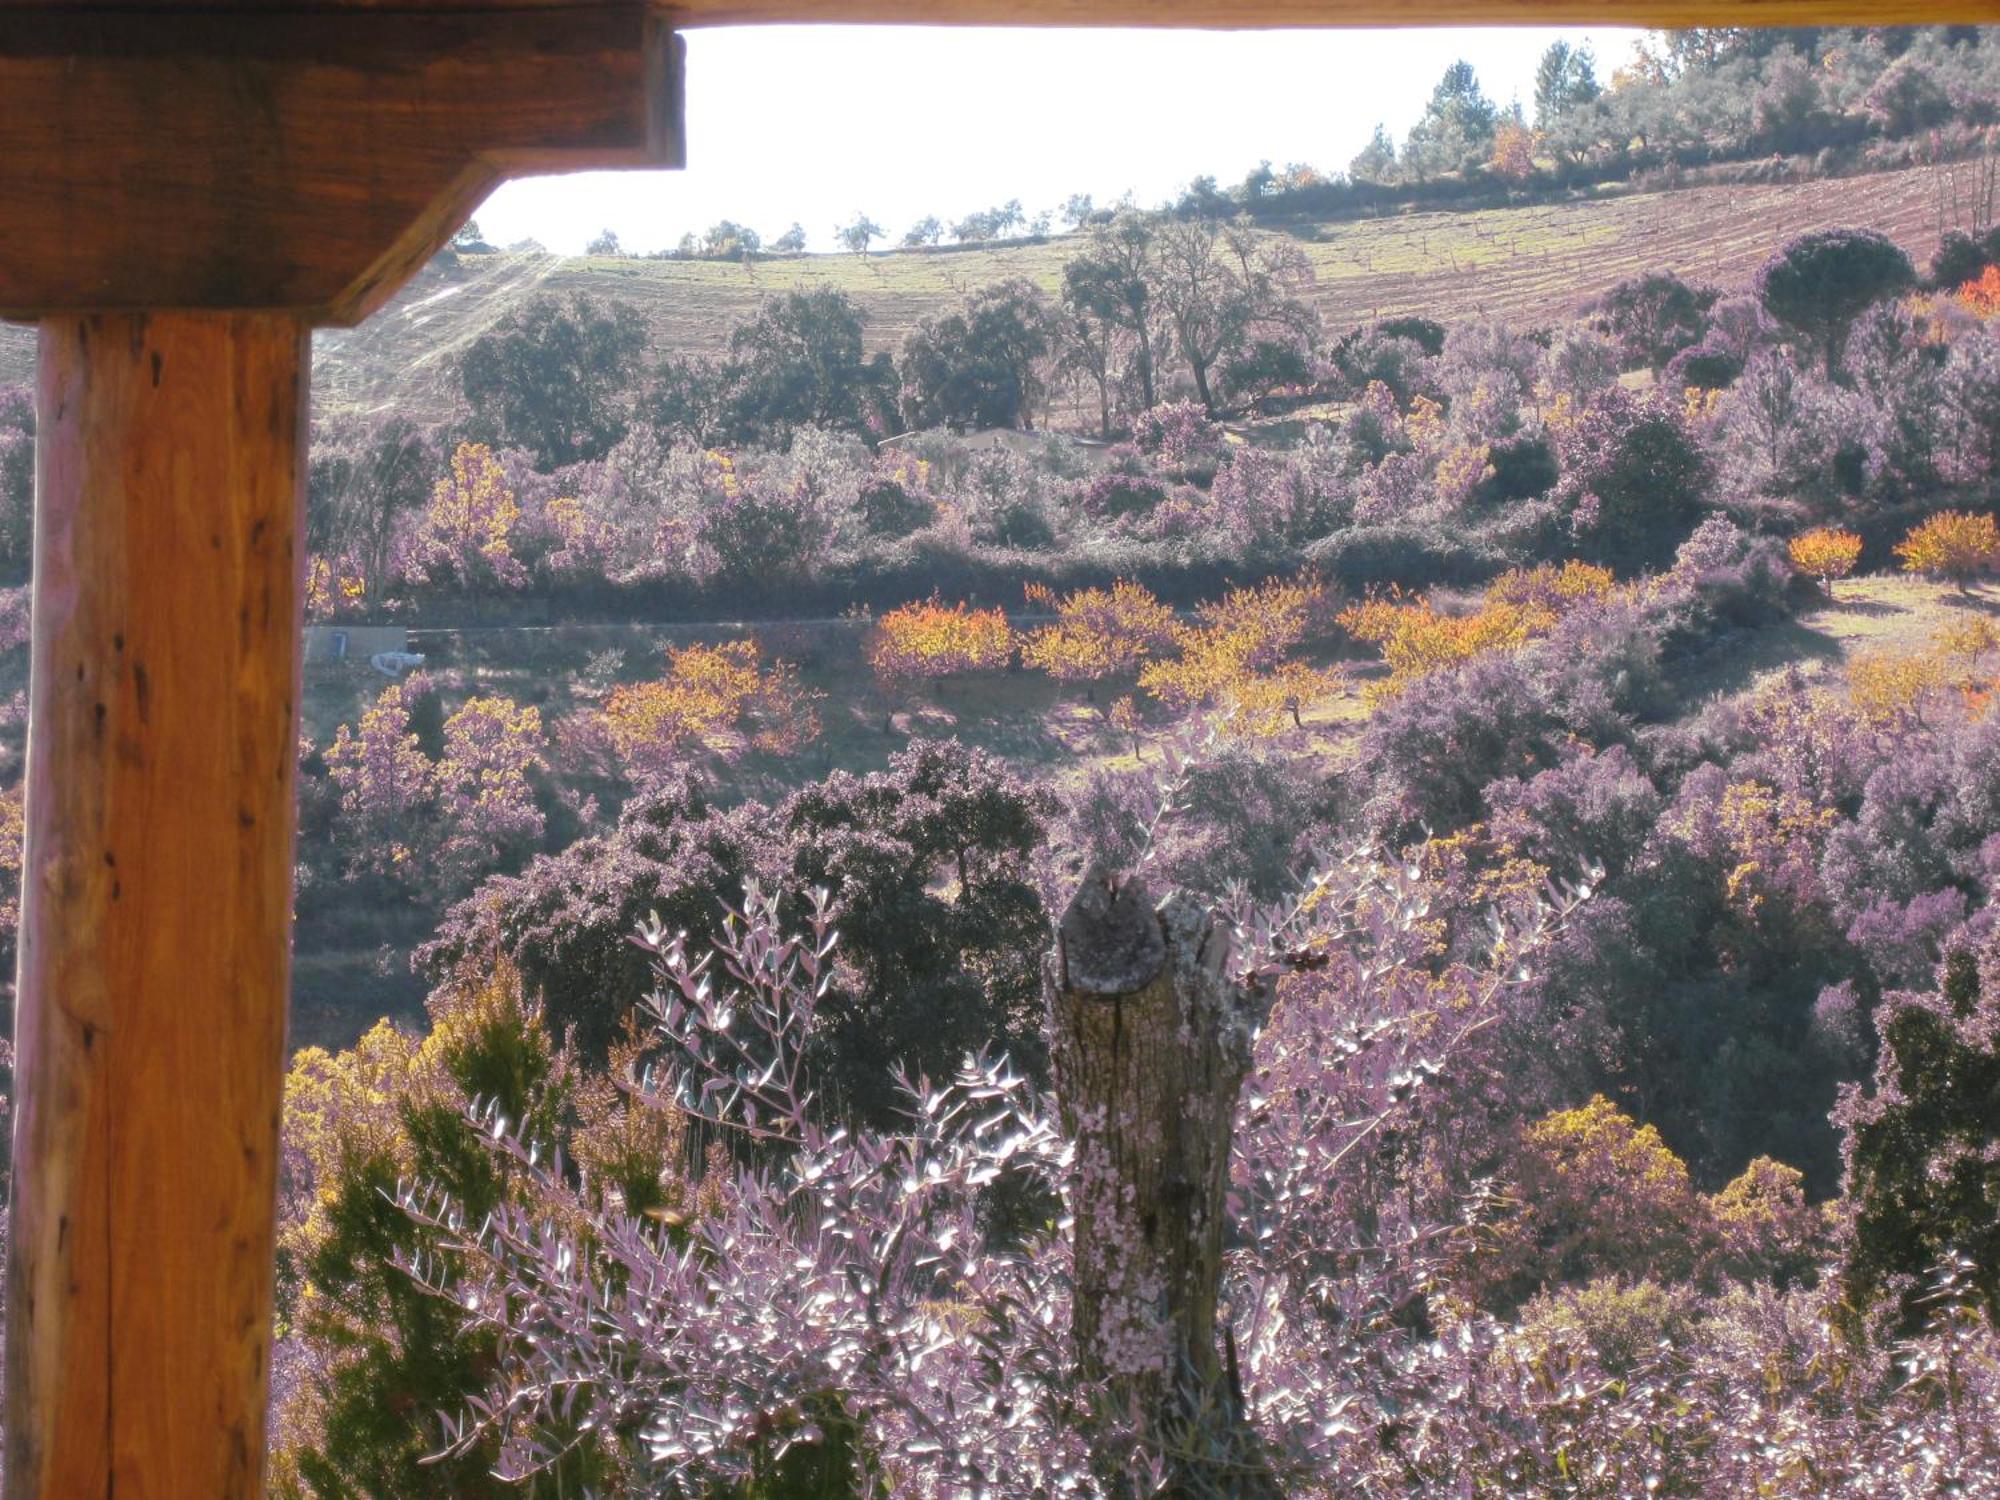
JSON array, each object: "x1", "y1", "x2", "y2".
[
  {"x1": 662, "y1": 0, "x2": 2000, "y2": 23},
  {"x1": 5, "y1": 313, "x2": 306, "y2": 1500},
  {"x1": 4, "y1": 0, "x2": 1998, "y2": 25},
  {"x1": 0, "y1": 8, "x2": 682, "y2": 323}
]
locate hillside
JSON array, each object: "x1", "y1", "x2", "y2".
[
  {"x1": 0, "y1": 161, "x2": 1952, "y2": 420},
  {"x1": 316, "y1": 165, "x2": 1952, "y2": 421}
]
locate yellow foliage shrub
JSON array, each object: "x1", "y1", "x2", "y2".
[
  {"x1": 305, "y1": 555, "x2": 368, "y2": 618},
  {"x1": 1020, "y1": 580, "x2": 1176, "y2": 686},
  {"x1": 1895, "y1": 510, "x2": 2000, "y2": 587},
  {"x1": 1934, "y1": 611, "x2": 2000, "y2": 662},
  {"x1": 1139, "y1": 575, "x2": 1340, "y2": 731},
  {"x1": 1486, "y1": 559, "x2": 1617, "y2": 611},
  {"x1": 1342, "y1": 563, "x2": 1611, "y2": 703},
  {"x1": 1787, "y1": 526, "x2": 1863, "y2": 586},
  {"x1": 1846, "y1": 649, "x2": 1952, "y2": 724},
  {"x1": 866, "y1": 597, "x2": 1014, "y2": 686},
  {"x1": 1472, "y1": 1095, "x2": 1710, "y2": 1305},
  {"x1": 603, "y1": 640, "x2": 818, "y2": 770},
  {"x1": 1708, "y1": 1155, "x2": 1823, "y2": 1285}
]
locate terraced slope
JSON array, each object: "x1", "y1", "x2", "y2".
[{"x1": 0, "y1": 161, "x2": 1953, "y2": 420}]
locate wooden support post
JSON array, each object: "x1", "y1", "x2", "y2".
[
  {"x1": 6, "y1": 313, "x2": 306, "y2": 1499},
  {"x1": 0, "y1": 11, "x2": 677, "y2": 1488}
]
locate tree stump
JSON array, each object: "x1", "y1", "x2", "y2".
[{"x1": 1046, "y1": 864, "x2": 1272, "y2": 1491}]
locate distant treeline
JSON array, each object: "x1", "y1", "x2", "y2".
[{"x1": 476, "y1": 27, "x2": 2000, "y2": 266}]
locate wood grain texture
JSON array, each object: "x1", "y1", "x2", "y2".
[
  {"x1": 0, "y1": 8, "x2": 682, "y2": 323},
  {"x1": 1048, "y1": 868, "x2": 1261, "y2": 1469},
  {"x1": 3, "y1": 0, "x2": 1998, "y2": 23},
  {"x1": 4, "y1": 314, "x2": 307, "y2": 1500},
  {"x1": 667, "y1": 0, "x2": 2000, "y2": 23}
]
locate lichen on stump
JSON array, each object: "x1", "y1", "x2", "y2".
[{"x1": 1046, "y1": 863, "x2": 1274, "y2": 1491}]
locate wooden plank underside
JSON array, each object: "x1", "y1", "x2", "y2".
[
  {"x1": 0, "y1": 8, "x2": 682, "y2": 323},
  {"x1": 670, "y1": 0, "x2": 2000, "y2": 23},
  {"x1": 2, "y1": 0, "x2": 1999, "y2": 24}
]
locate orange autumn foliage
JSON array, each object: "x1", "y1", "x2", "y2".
[
  {"x1": 603, "y1": 640, "x2": 818, "y2": 772},
  {"x1": 1959, "y1": 264, "x2": 2000, "y2": 318},
  {"x1": 1489, "y1": 120, "x2": 1537, "y2": 182},
  {"x1": 1788, "y1": 526, "x2": 1863, "y2": 586},
  {"x1": 866, "y1": 597, "x2": 1014, "y2": 686},
  {"x1": 1895, "y1": 510, "x2": 2000, "y2": 588},
  {"x1": 1020, "y1": 580, "x2": 1177, "y2": 688},
  {"x1": 1140, "y1": 574, "x2": 1343, "y2": 732},
  {"x1": 1342, "y1": 562, "x2": 1610, "y2": 702}
]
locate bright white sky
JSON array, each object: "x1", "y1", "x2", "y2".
[{"x1": 475, "y1": 25, "x2": 1646, "y2": 256}]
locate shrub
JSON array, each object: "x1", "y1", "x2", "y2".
[
  {"x1": 1210, "y1": 445, "x2": 1348, "y2": 551},
  {"x1": 1374, "y1": 314, "x2": 1446, "y2": 356},
  {"x1": 866, "y1": 596, "x2": 1014, "y2": 689},
  {"x1": 1474, "y1": 431, "x2": 1558, "y2": 506},
  {"x1": 1220, "y1": 336, "x2": 1314, "y2": 406},
  {"x1": 1067, "y1": 747, "x2": 1333, "y2": 902},
  {"x1": 1361, "y1": 649, "x2": 1572, "y2": 835},
  {"x1": 1517, "y1": 1277, "x2": 1704, "y2": 1376},
  {"x1": 1931, "y1": 227, "x2": 2000, "y2": 292},
  {"x1": 1304, "y1": 523, "x2": 1500, "y2": 591},
  {"x1": 699, "y1": 472, "x2": 828, "y2": 586},
  {"x1": 1788, "y1": 526, "x2": 1863, "y2": 587},
  {"x1": 421, "y1": 741, "x2": 1053, "y2": 1105},
  {"x1": 1658, "y1": 515, "x2": 1800, "y2": 642},
  {"x1": 1708, "y1": 1155, "x2": 1824, "y2": 1287},
  {"x1": 1844, "y1": 649, "x2": 1951, "y2": 725},
  {"x1": 854, "y1": 475, "x2": 934, "y2": 539},
  {"x1": 1330, "y1": 331, "x2": 1433, "y2": 405},
  {"x1": 1961, "y1": 264, "x2": 2000, "y2": 319},
  {"x1": 1130, "y1": 398, "x2": 1223, "y2": 472},
  {"x1": 1663, "y1": 342, "x2": 1745, "y2": 392},
  {"x1": 1595, "y1": 271, "x2": 1717, "y2": 373},
  {"x1": 276, "y1": 964, "x2": 598, "y2": 1496},
  {"x1": 1486, "y1": 558, "x2": 1617, "y2": 612},
  {"x1": 1895, "y1": 509, "x2": 2000, "y2": 589},
  {"x1": 601, "y1": 640, "x2": 818, "y2": 775},
  {"x1": 1076, "y1": 470, "x2": 1168, "y2": 522},
  {"x1": 1475, "y1": 1095, "x2": 1714, "y2": 1308},
  {"x1": 1340, "y1": 588, "x2": 1553, "y2": 702},
  {"x1": 1551, "y1": 388, "x2": 1710, "y2": 573},
  {"x1": 403, "y1": 442, "x2": 528, "y2": 592},
  {"x1": 1838, "y1": 940, "x2": 2000, "y2": 1333},
  {"x1": 1140, "y1": 574, "x2": 1343, "y2": 730},
  {"x1": 1019, "y1": 579, "x2": 1176, "y2": 700}
]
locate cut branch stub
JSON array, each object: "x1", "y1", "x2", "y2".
[{"x1": 1048, "y1": 863, "x2": 1258, "y2": 1456}]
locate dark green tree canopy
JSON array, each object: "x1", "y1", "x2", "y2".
[
  {"x1": 1534, "y1": 40, "x2": 1600, "y2": 128},
  {"x1": 1839, "y1": 939, "x2": 2000, "y2": 1335},
  {"x1": 1757, "y1": 228, "x2": 1916, "y2": 378},
  {"x1": 1595, "y1": 271, "x2": 1720, "y2": 374},
  {"x1": 898, "y1": 279, "x2": 1056, "y2": 433},
  {"x1": 422, "y1": 740, "x2": 1055, "y2": 1124},
  {"x1": 725, "y1": 287, "x2": 891, "y2": 445},
  {"x1": 455, "y1": 292, "x2": 644, "y2": 468}
]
